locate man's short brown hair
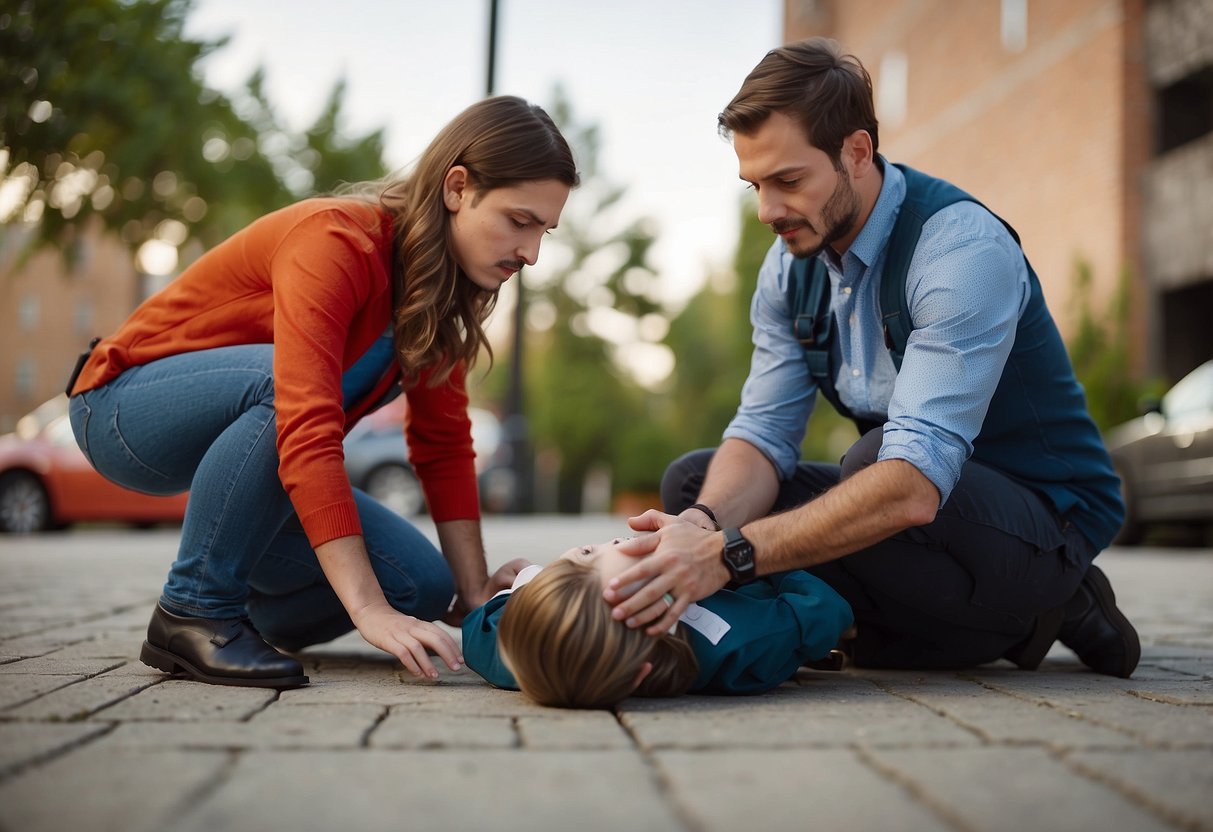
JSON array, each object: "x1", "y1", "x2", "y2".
[{"x1": 719, "y1": 37, "x2": 879, "y2": 165}]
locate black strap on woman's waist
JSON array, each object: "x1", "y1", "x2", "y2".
[{"x1": 65, "y1": 336, "x2": 102, "y2": 397}]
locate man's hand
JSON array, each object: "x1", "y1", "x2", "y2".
[
  {"x1": 602, "y1": 510, "x2": 730, "y2": 636},
  {"x1": 351, "y1": 600, "x2": 464, "y2": 679}
]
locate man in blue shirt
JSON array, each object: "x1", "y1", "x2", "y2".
[{"x1": 604, "y1": 38, "x2": 1140, "y2": 678}]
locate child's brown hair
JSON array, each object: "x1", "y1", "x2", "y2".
[{"x1": 497, "y1": 558, "x2": 699, "y2": 708}]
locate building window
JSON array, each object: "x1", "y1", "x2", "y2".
[
  {"x1": 1001, "y1": 0, "x2": 1028, "y2": 52},
  {"x1": 1156, "y1": 66, "x2": 1213, "y2": 154},
  {"x1": 73, "y1": 299, "x2": 94, "y2": 336},
  {"x1": 18, "y1": 295, "x2": 39, "y2": 331},
  {"x1": 877, "y1": 51, "x2": 909, "y2": 129},
  {"x1": 15, "y1": 357, "x2": 35, "y2": 399}
]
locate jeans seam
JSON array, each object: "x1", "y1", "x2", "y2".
[
  {"x1": 187, "y1": 402, "x2": 278, "y2": 612},
  {"x1": 115, "y1": 366, "x2": 273, "y2": 393},
  {"x1": 71, "y1": 395, "x2": 94, "y2": 464},
  {"x1": 111, "y1": 404, "x2": 170, "y2": 480}
]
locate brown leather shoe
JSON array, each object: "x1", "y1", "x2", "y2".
[{"x1": 140, "y1": 604, "x2": 308, "y2": 689}]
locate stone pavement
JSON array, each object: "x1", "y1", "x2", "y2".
[{"x1": 1, "y1": 517, "x2": 1210, "y2": 832}]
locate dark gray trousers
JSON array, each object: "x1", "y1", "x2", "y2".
[{"x1": 661, "y1": 430, "x2": 1094, "y2": 670}]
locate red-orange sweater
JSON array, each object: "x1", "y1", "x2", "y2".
[{"x1": 72, "y1": 198, "x2": 480, "y2": 546}]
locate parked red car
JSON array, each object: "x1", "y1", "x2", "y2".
[{"x1": 0, "y1": 396, "x2": 189, "y2": 533}]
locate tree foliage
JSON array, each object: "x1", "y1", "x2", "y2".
[
  {"x1": 1065, "y1": 260, "x2": 1164, "y2": 432},
  {"x1": 520, "y1": 90, "x2": 670, "y2": 510},
  {"x1": 0, "y1": 0, "x2": 386, "y2": 259}
]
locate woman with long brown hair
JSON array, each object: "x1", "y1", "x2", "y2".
[{"x1": 66, "y1": 96, "x2": 577, "y2": 689}]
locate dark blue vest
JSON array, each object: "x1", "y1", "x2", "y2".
[{"x1": 787, "y1": 164, "x2": 1124, "y2": 551}]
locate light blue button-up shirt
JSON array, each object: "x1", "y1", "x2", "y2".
[{"x1": 723, "y1": 163, "x2": 1031, "y2": 505}]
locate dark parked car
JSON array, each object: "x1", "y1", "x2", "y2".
[
  {"x1": 1106, "y1": 360, "x2": 1213, "y2": 544},
  {"x1": 342, "y1": 397, "x2": 512, "y2": 517}
]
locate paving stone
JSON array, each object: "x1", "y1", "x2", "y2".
[
  {"x1": 972, "y1": 677, "x2": 1213, "y2": 745},
  {"x1": 1067, "y1": 748, "x2": 1213, "y2": 829},
  {"x1": 46, "y1": 632, "x2": 146, "y2": 659},
  {"x1": 97, "y1": 679, "x2": 277, "y2": 721},
  {"x1": 1153, "y1": 657, "x2": 1213, "y2": 678},
  {"x1": 1, "y1": 528, "x2": 1209, "y2": 832},
  {"x1": 868, "y1": 746, "x2": 1173, "y2": 832},
  {"x1": 516, "y1": 712, "x2": 633, "y2": 749},
  {"x1": 0, "y1": 721, "x2": 110, "y2": 776},
  {"x1": 620, "y1": 684, "x2": 979, "y2": 749},
  {"x1": 656, "y1": 748, "x2": 948, "y2": 831},
  {"x1": 379, "y1": 679, "x2": 556, "y2": 716},
  {"x1": 0, "y1": 655, "x2": 124, "y2": 676},
  {"x1": 0, "y1": 742, "x2": 229, "y2": 832},
  {"x1": 170, "y1": 750, "x2": 681, "y2": 832},
  {"x1": 874, "y1": 674, "x2": 1137, "y2": 747},
  {"x1": 102, "y1": 703, "x2": 385, "y2": 750},
  {"x1": 274, "y1": 668, "x2": 429, "y2": 706},
  {"x1": 8, "y1": 670, "x2": 161, "y2": 721},
  {"x1": 371, "y1": 711, "x2": 516, "y2": 749},
  {"x1": 1123, "y1": 680, "x2": 1213, "y2": 705},
  {"x1": 0, "y1": 674, "x2": 85, "y2": 711}
]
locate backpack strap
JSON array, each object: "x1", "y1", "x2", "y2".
[
  {"x1": 786, "y1": 256, "x2": 856, "y2": 421},
  {"x1": 787, "y1": 255, "x2": 832, "y2": 383}
]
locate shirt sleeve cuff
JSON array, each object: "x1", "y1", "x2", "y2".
[
  {"x1": 877, "y1": 430, "x2": 962, "y2": 506},
  {"x1": 722, "y1": 424, "x2": 797, "y2": 480}
]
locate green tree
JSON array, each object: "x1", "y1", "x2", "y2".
[
  {"x1": 1065, "y1": 260, "x2": 1164, "y2": 432},
  {"x1": 0, "y1": 0, "x2": 386, "y2": 258},
  {"x1": 662, "y1": 198, "x2": 856, "y2": 464},
  {"x1": 521, "y1": 90, "x2": 667, "y2": 511}
]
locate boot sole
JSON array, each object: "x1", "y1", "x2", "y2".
[
  {"x1": 1083, "y1": 566, "x2": 1141, "y2": 678},
  {"x1": 140, "y1": 641, "x2": 309, "y2": 689}
]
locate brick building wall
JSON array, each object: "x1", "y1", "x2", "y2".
[
  {"x1": 0, "y1": 222, "x2": 139, "y2": 432},
  {"x1": 783, "y1": 0, "x2": 1144, "y2": 361},
  {"x1": 783, "y1": 0, "x2": 1213, "y2": 382}
]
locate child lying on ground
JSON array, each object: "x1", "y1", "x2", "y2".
[{"x1": 461, "y1": 537, "x2": 853, "y2": 708}]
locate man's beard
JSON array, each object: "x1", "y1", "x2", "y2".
[{"x1": 775, "y1": 171, "x2": 861, "y2": 258}]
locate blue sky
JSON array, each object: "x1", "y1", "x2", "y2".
[{"x1": 185, "y1": 0, "x2": 782, "y2": 306}]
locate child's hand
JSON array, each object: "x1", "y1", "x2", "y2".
[{"x1": 488, "y1": 558, "x2": 534, "y2": 594}]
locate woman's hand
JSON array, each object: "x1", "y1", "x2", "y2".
[
  {"x1": 442, "y1": 558, "x2": 534, "y2": 626},
  {"x1": 351, "y1": 600, "x2": 463, "y2": 680}
]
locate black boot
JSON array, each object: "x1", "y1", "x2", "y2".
[
  {"x1": 140, "y1": 604, "x2": 309, "y2": 689},
  {"x1": 1057, "y1": 565, "x2": 1140, "y2": 678}
]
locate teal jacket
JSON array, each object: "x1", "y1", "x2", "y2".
[{"x1": 462, "y1": 570, "x2": 854, "y2": 695}]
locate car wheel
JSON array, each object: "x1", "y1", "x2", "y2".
[
  {"x1": 1113, "y1": 463, "x2": 1143, "y2": 546},
  {"x1": 363, "y1": 464, "x2": 425, "y2": 517},
  {"x1": 0, "y1": 470, "x2": 53, "y2": 534}
]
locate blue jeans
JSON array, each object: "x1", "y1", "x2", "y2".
[{"x1": 68, "y1": 345, "x2": 453, "y2": 646}]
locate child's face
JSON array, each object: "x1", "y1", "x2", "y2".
[{"x1": 558, "y1": 538, "x2": 643, "y2": 589}]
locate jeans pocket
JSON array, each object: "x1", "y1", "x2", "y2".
[
  {"x1": 68, "y1": 395, "x2": 94, "y2": 466},
  {"x1": 110, "y1": 403, "x2": 171, "y2": 481}
]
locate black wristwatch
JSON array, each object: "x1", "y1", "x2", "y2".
[{"x1": 721, "y1": 527, "x2": 757, "y2": 585}]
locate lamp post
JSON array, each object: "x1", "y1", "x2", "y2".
[{"x1": 486, "y1": 0, "x2": 534, "y2": 513}]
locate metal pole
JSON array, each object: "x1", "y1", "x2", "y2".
[
  {"x1": 485, "y1": 0, "x2": 498, "y2": 95},
  {"x1": 486, "y1": 0, "x2": 534, "y2": 513}
]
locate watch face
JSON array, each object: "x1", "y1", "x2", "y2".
[{"x1": 723, "y1": 529, "x2": 755, "y2": 573}]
